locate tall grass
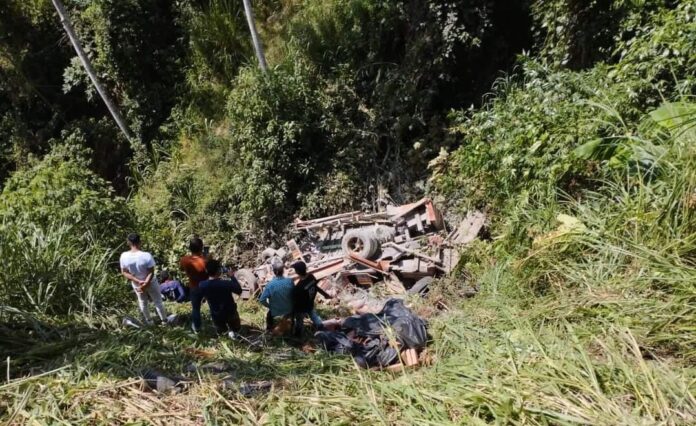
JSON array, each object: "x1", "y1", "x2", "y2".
[
  {"x1": 1, "y1": 287, "x2": 694, "y2": 424},
  {"x1": 0, "y1": 219, "x2": 127, "y2": 318},
  {"x1": 2, "y1": 101, "x2": 695, "y2": 424}
]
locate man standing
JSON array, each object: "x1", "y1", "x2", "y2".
[
  {"x1": 199, "y1": 259, "x2": 243, "y2": 337},
  {"x1": 179, "y1": 237, "x2": 208, "y2": 333},
  {"x1": 120, "y1": 233, "x2": 167, "y2": 325},
  {"x1": 291, "y1": 261, "x2": 331, "y2": 336},
  {"x1": 258, "y1": 259, "x2": 294, "y2": 332}
]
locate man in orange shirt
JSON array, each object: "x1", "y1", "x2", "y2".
[{"x1": 180, "y1": 237, "x2": 208, "y2": 333}]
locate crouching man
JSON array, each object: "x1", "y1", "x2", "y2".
[
  {"x1": 258, "y1": 260, "x2": 294, "y2": 333},
  {"x1": 292, "y1": 260, "x2": 332, "y2": 336},
  {"x1": 199, "y1": 259, "x2": 243, "y2": 338},
  {"x1": 159, "y1": 270, "x2": 188, "y2": 303}
]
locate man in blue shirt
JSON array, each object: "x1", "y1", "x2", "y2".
[
  {"x1": 258, "y1": 260, "x2": 294, "y2": 332},
  {"x1": 199, "y1": 259, "x2": 243, "y2": 337},
  {"x1": 159, "y1": 270, "x2": 188, "y2": 303}
]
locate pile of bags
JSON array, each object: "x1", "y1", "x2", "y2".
[{"x1": 316, "y1": 299, "x2": 428, "y2": 369}]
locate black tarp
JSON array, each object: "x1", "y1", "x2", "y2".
[{"x1": 316, "y1": 299, "x2": 428, "y2": 368}]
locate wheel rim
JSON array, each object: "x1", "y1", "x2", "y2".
[{"x1": 347, "y1": 236, "x2": 363, "y2": 253}]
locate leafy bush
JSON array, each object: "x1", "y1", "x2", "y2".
[
  {"x1": 515, "y1": 100, "x2": 696, "y2": 360},
  {"x1": 531, "y1": 0, "x2": 672, "y2": 69},
  {"x1": 0, "y1": 143, "x2": 133, "y2": 315},
  {"x1": 289, "y1": 0, "x2": 532, "y2": 181},
  {"x1": 63, "y1": 0, "x2": 187, "y2": 141},
  {"x1": 0, "y1": 142, "x2": 132, "y2": 244},
  {"x1": 133, "y1": 58, "x2": 377, "y2": 256},
  {"x1": 433, "y1": 2, "x2": 696, "y2": 362},
  {"x1": 433, "y1": 2, "x2": 695, "y2": 218}
]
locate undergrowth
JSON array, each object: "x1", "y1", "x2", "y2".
[
  {"x1": 1, "y1": 268, "x2": 694, "y2": 424},
  {"x1": 1, "y1": 2, "x2": 695, "y2": 424}
]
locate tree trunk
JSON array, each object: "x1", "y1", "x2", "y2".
[
  {"x1": 242, "y1": 0, "x2": 268, "y2": 73},
  {"x1": 50, "y1": 0, "x2": 134, "y2": 141}
]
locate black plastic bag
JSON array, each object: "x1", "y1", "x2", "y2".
[
  {"x1": 315, "y1": 331, "x2": 353, "y2": 354},
  {"x1": 342, "y1": 299, "x2": 428, "y2": 348},
  {"x1": 380, "y1": 299, "x2": 428, "y2": 348},
  {"x1": 353, "y1": 337, "x2": 399, "y2": 368}
]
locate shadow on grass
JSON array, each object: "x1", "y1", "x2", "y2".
[{"x1": 0, "y1": 309, "x2": 348, "y2": 388}]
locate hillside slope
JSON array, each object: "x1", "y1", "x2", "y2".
[{"x1": 1, "y1": 1, "x2": 695, "y2": 424}]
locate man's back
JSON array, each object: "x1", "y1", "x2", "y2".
[
  {"x1": 161, "y1": 280, "x2": 186, "y2": 302},
  {"x1": 293, "y1": 273, "x2": 319, "y2": 313},
  {"x1": 120, "y1": 250, "x2": 156, "y2": 284},
  {"x1": 180, "y1": 254, "x2": 207, "y2": 288},
  {"x1": 260, "y1": 277, "x2": 294, "y2": 317},
  {"x1": 199, "y1": 278, "x2": 242, "y2": 315}
]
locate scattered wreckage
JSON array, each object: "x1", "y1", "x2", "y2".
[{"x1": 234, "y1": 197, "x2": 486, "y2": 300}]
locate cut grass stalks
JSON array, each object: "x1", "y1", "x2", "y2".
[{"x1": 1, "y1": 287, "x2": 694, "y2": 424}]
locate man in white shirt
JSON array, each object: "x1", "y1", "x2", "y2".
[{"x1": 120, "y1": 233, "x2": 167, "y2": 324}]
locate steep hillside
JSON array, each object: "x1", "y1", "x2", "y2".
[{"x1": 1, "y1": 1, "x2": 695, "y2": 424}]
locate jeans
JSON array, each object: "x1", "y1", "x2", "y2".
[
  {"x1": 190, "y1": 286, "x2": 203, "y2": 332},
  {"x1": 293, "y1": 310, "x2": 324, "y2": 336},
  {"x1": 132, "y1": 281, "x2": 167, "y2": 324}
]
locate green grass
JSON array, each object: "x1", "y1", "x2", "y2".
[
  {"x1": 1, "y1": 269, "x2": 694, "y2": 425},
  {"x1": 2, "y1": 108, "x2": 696, "y2": 423}
]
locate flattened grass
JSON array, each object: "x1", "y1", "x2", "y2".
[{"x1": 1, "y1": 274, "x2": 694, "y2": 425}]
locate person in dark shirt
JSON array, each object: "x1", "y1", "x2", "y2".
[
  {"x1": 199, "y1": 259, "x2": 243, "y2": 337},
  {"x1": 291, "y1": 261, "x2": 331, "y2": 336},
  {"x1": 159, "y1": 270, "x2": 188, "y2": 303}
]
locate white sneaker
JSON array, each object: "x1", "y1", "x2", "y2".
[{"x1": 227, "y1": 331, "x2": 237, "y2": 340}]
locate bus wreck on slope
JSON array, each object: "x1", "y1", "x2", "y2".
[{"x1": 234, "y1": 198, "x2": 486, "y2": 300}]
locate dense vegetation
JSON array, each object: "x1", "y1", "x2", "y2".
[{"x1": 1, "y1": 0, "x2": 694, "y2": 423}]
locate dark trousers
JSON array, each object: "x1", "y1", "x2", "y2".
[
  {"x1": 190, "y1": 287, "x2": 203, "y2": 332},
  {"x1": 266, "y1": 311, "x2": 275, "y2": 331},
  {"x1": 212, "y1": 306, "x2": 241, "y2": 334},
  {"x1": 293, "y1": 310, "x2": 324, "y2": 336}
]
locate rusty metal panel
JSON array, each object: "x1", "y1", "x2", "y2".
[{"x1": 286, "y1": 239, "x2": 302, "y2": 260}]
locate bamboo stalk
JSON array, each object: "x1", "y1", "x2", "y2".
[
  {"x1": 242, "y1": 0, "x2": 268, "y2": 73},
  {"x1": 50, "y1": 0, "x2": 134, "y2": 141}
]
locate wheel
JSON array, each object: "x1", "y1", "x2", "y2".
[
  {"x1": 407, "y1": 276, "x2": 433, "y2": 296},
  {"x1": 260, "y1": 248, "x2": 277, "y2": 262},
  {"x1": 341, "y1": 229, "x2": 379, "y2": 259},
  {"x1": 235, "y1": 268, "x2": 258, "y2": 299}
]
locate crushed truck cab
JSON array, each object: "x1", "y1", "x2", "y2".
[{"x1": 235, "y1": 198, "x2": 485, "y2": 299}]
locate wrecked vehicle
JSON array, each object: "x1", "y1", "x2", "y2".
[{"x1": 234, "y1": 198, "x2": 485, "y2": 299}]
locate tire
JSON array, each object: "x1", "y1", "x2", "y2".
[
  {"x1": 235, "y1": 268, "x2": 258, "y2": 299},
  {"x1": 260, "y1": 248, "x2": 277, "y2": 262},
  {"x1": 408, "y1": 276, "x2": 433, "y2": 296},
  {"x1": 341, "y1": 229, "x2": 379, "y2": 259}
]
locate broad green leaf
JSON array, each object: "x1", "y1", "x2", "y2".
[
  {"x1": 649, "y1": 102, "x2": 696, "y2": 130},
  {"x1": 573, "y1": 138, "x2": 602, "y2": 159}
]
